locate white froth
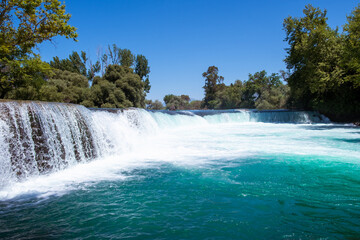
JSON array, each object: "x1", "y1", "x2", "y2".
[{"x1": 0, "y1": 104, "x2": 358, "y2": 200}]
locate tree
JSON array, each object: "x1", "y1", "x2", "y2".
[
  {"x1": 100, "y1": 64, "x2": 144, "y2": 108},
  {"x1": 254, "y1": 84, "x2": 289, "y2": 110},
  {"x1": 39, "y1": 69, "x2": 90, "y2": 104},
  {"x1": 49, "y1": 51, "x2": 100, "y2": 82},
  {"x1": 202, "y1": 66, "x2": 224, "y2": 109},
  {"x1": 343, "y1": 4, "x2": 360, "y2": 87},
  {"x1": 90, "y1": 78, "x2": 128, "y2": 108},
  {"x1": 214, "y1": 80, "x2": 243, "y2": 109},
  {"x1": 105, "y1": 44, "x2": 135, "y2": 68},
  {"x1": 163, "y1": 94, "x2": 191, "y2": 110},
  {"x1": 189, "y1": 100, "x2": 202, "y2": 110},
  {"x1": 283, "y1": 5, "x2": 343, "y2": 110},
  {"x1": 0, "y1": 0, "x2": 77, "y2": 98},
  {"x1": 1, "y1": 56, "x2": 52, "y2": 99},
  {"x1": 50, "y1": 51, "x2": 87, "y2": 76},
  {"x1": 119, "y1": 49, "x2": 135, "y2": 68},
  {"x1": 135, "y1": 54, "x2": 151, "y2": 93},
  {"x1": 108, "y1": 44, "x2": 120, "y2": 65},
  {"x1": 146, "y1": 99, "x2": 164, "y2": 110},
  {"x1": 101, "y1": 52, "x2": 109, "y2": 76},
  {"x1": 284, "y1": 4, "x2": 360, "y2": 121},
  {"x1": 241, "y1": 71, "x2": 283, "y2": 108},
  {"x1": 94, "y1": 45, "x2": 151, "y2": 98},
  {"x1": 87, "y1": 60, "x2": 101, "y2": 83}
]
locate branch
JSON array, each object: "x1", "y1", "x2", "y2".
[{"x1": 0, "y1": 0, "x2": 12, "y2": 26}]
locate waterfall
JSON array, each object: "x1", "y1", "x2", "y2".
[
  {"x1": 0, "y1": 101, "x2": 102, "y2": 185},
  {"x1": 0, "y1": 101, "x2": 330, "y2": 186},
  {"x1": 149, "y1": 109, "x2": 330, "y2": 126}
]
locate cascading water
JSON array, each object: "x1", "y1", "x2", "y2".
[
  {"x1": 1, "y1": 101, "x2": 360, "y2": 239},
  {"x1": 0, "y1": 101, "x2": 330, "y2": 187},
  {"x1": 0, "y1": 101, "x2": 101, "y2": 185},
  {"x1": 0, "y1": 102, "x2": 161, "y2": 185}
]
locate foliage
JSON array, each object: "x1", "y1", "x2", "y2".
[
  {"x1": 202, "y1": 66, "x2": 224, "y2": 108},
  {"x1": 240, "y1": 71, "x2": 287, "y2": 109},
  {"x1": 283, "y1": 5, "x2": 343, "y2": 109},
  {"x1": 102, "y1": 44, "x2": 135, "y2": 68},
  {"x1": 89, "y1": 64, "x2": 145, "y2": 108},
  {"x1": 49, "y1": 51, "x2": 101, "y2": 82},
  {"x1": 39, "y1": 69, "x2": 89, "y2": 104},
  {"x1": 0, "y1": 0, "x2": 77, "y2": 98},
  {"x1": 37, "y1": 62, "x2": 146, "y2": 109},
  {"x1": 201, "y1": 66, "x2": 288, "y2": 110},
  {"x1": 163, "y1": 94, "x2": 191, "y2": 110},
  {"x1": 284, "y1": 4, "x2": 360, "y2": 121},
  {"x1": 88, "y1": 77, "x2": 128, "y2": 108},
  {"x1": 146, "y1": 99, "x2": 164, "y2": 110},
  {"x1": 212, "y1": 80, "x2": 243, "y2": 109},
  {"x1": 99, "y1": 45, "x2": 150, "y2": 96},
  {"x1": 1, "y1": 55, "x2": 52, "y2": 99},
  {"x1": 189, "y1": 100, "x2": 202, "y2": 110},
  {"x1": 44, "y1": 50, "x2": 148, "y2": 108},
  {"x1": 135, "y1": 54, "x2": 151, "y2": 93},
  {"x1": 343, "y1": 4, "x2": 360, "y2": 86},
  {"x1": 50, "y1": 51, "x2": 86, "y2": 76},
  {"x1": 255, "y1": 84, "x2": 289, "y2": 110}
]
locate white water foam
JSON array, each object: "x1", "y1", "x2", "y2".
[{"x1": 0, "y1": 103, "x2": 357, "y2": 200}]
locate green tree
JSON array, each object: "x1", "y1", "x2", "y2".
[
  {"x1": 96, "y1": 45, "x2": 151, "y2": 99},
  {"x1": 284, "y1": 4, "x2": 360, "y2": 121},
  {"x1": 135, "y1": 54, "x2": 151, "y2": 93},
  {"x1": 2, "y1": 56, "x2": 52, "y2": 99},
  {"x1": 189, "y1": 100, "x2": 202, "y2": 110},
  {"x1": 49, "y1": 51, "x2": 100, "y2": 82},
  {"x1": 105, "y1": 44, "x2": 135, "y2": 68},
  {"x1": 215, "y1": 80, "x2": 243, "y2": 109},
  {"x1": 98, "y1": 64, "x2": 144, "y2": 108},
  {"x1": 0, "y1": 0, "x2": 77, "y2": 98},
  {"x1": 146, "y1": 99, "x2": 164, "y2": 110},
  {"x1": 39, "y1": 69, "x2": 90, "y2": 104},
  {"x1": 108, "y1": 44, "x2": 120, "y2": 65},
  {"x1": 119, "y1": 49, "x2": 135, "y2": 68},
  {"x1": 241, "y1": 71, "x2": 283, "y2": 108},
  {"x1": 283, "y1": 5, "x2": 343, "y2": 110},
  {"x1": 202, "y1": 66, "x2": 224, "y2": 109},
  {"x1": 343, "y1": 4, "x2": 360, "y2": 85},
  {"x1": 255, "y1": 84, "x2": 289, "y2": 110},
  {"x1": 89, "y1": 77, "x2": 129, "y2": 108},
  {"x1": 87, "y1": 60, "x2": 101, "y2": 83},
  {"x1": 50, "y1": 51, "x2": 87, "y2": 76},
  {"x1": 163, "y1": 94, "x2": 191, "y2": 110}
]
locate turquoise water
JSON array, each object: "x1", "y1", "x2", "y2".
[
  {"x1": 1, "y1": 154, "x2": 360, "y2": 239},
  {"x1": 0, "y1": 107, "x2": 359, "y2": 239}
]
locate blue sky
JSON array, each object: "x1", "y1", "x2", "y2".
[{"x1": 38, "y1": 0, "x2": 359, "y2": 101}]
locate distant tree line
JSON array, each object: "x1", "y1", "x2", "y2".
[
  {"x1": 1, "y1": 1, "x2": 359, "y2": 122},
  {"x1": 145, "y1": 95, "x2": 201, "y2": 110},
  {"x1": 201, "y1": 67, "x2": 289, "y2": 110},
  {"x1": 153, "y1": 66, "x2": 289, "y2": 111},
  {"x1": 155, "y1": 4, "x2": 360, "y2": 122}
]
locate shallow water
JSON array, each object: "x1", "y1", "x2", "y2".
[{"x1": 0, "y1": 106, "x2": 359, "y2": 239}]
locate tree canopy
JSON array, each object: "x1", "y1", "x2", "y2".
[
  {"x1": 200, "y1": 66, "x2": 288, "y2": 110},
  {"x1": 284, "y1": 4, "x2": 360, "y2": 121},
  {"x1": 2, "y1": 1, "x2": 359, "y2": 122},
  {"x1": 202, "y1": 66, "x2": 225, "y2": 108},
  {"x1": 0, "y1": 0, "x2": 77, "y2": 98}
]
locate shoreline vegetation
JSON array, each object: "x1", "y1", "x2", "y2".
[{"x1": 0, "y1": 1, "x2": 359, "y2": 123}]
